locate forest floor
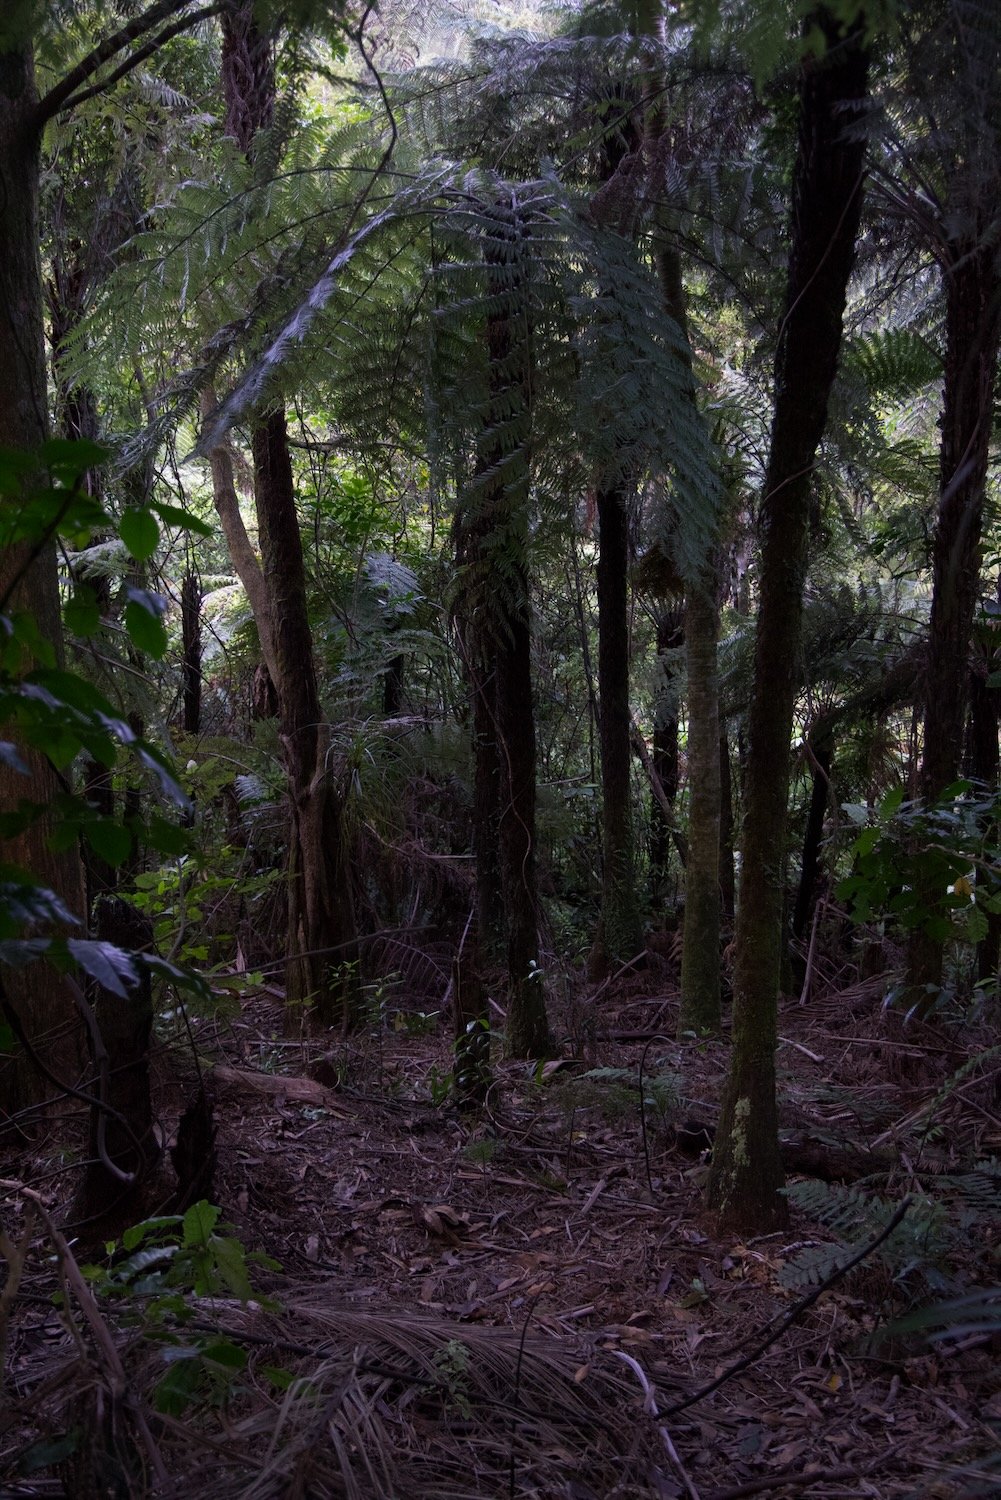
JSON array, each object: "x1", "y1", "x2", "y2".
[{"x1": 4, "y1": 948, "x2": 1001, "y2": 1498}]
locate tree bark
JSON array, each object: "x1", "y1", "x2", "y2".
[
  {"x1": 589, "y1": 483, "x2": 644, "y2": 974},
  {"x1": 460, "y1": 192, "x2": 550, "y2": 1057},
  {"x1": 707, "y1": 11, "x2": 869, "y2": 1232},
  {"x1": 199, "y1": 384, "x2": 280, "y2": 688},
  {"x1": 252, "y1": 411, "x2": 359, "y2": 1027},
  {"x1": 907, "y1": 233, "x2": 1001, "y2": 1008},
  {"x1": 0, "y1": 40, "x2": 87, "y2": 1117},
  {"x1": 650, "y1": 607, "x2": 683, "y2": 893},
  {"x1": 678, "y1": 575, "x2": 722, "y2": 1033},
  {"x1": 792, "y1": 733, "x2": 833, "y2": 942}
]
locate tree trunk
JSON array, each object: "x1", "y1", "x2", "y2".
[
  {"x1": 181, "y1": 571, "x2": 202, "y2": 735},
  {"x1": 968, "y1": 653, "x2": 1001, "y2": 984},
  {"x1": 453, "y1": 504, "x2": 506, "y2": 965},
  {"x1": 907, "y1": 234, "x2": 1001, "y2": 1009},
  {"x1": 252, "y1": 411, "x2": 360, "y2": 1028},
  {"x1": 460, "y1": 193, "x2": 550, "y2": 1057},
  {"x1": 656, "y1": 237, "x2": 722, "y2": 1036},
  {"x1": 792, "y1": 733, "x2": 833, "y2": 942},
  {"x1": 589, "y1": 483, "x2": 644, "y2": 974},
  {"x1": 199, "y1": 384, "x2": 280, "y2": 689},
  {"x1": 678, "y1": 575, "x2": 721, "y2": 1033},
  {"x1": 0, "y1": 40, "x2": 87, "y2": 1117},
  {"x1": 707, "y1": 12, "x2": 869, "y2": 1232},
  {"x1": 719, "y1": 728, "x2": 736, "y2": 921},
  {"x1": 650, "y1": 607, "x2": 683, "y2": 894}
]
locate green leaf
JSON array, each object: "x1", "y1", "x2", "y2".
[
  {"x1": 17, "y1": 1431, "x2": 81, "y2": 1475},
  {"x1": 65, "y1": 938, "x2": 139, "y2": 997},
  {"x1": 122, "y1": 1216, "x2": 181, "y2": 1252},
  {"x1": 210, "y1": 1236, "x2": 254, "y2": 1301},
  {"x1": 154, "y1": 1355, "x2": 202, "y2": 1416},
  {"x1": 120, "y1": 509, "x2": 160, "y2": 562},
  {"x1": 182, "y1": 1201, "x2": 221, "y2": 1249},
  {"x1": 151, "y1": 501, "x2": 213, "y2": 537},
  {"x1": 84, "y1": 819, "x2": 132, "y2": 868},
  {"x1": 64, "y1": 588, "x2": 101, "y2": 638},
  {"x1": 125, "y1": 598, "x2": 168, "y2": 659},
  {"x1": 201, "y1": 1339, "x2": 247, "y2": 1371},
  {"x1": 879, "y1": 786, "x2": 904, "y2": 817},
  {"x1": 145, "y1": 814, "x2": 190, "y2": 856}
]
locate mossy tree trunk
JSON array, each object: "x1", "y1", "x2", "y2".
[{"x1": 707, "y1": 10, "x2": 869, "y2": 1232}]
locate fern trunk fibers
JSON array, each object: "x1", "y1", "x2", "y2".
[
  {"x1": 650, "y1": 608, "x2": 683, "y2": 894},
  {"x1": 453, "y1": 502, "x2": 506, "y2": 964},
  {"x1": 656, "y1": 237, "x2": 722, "y2": 1035},
  {"x1": 475, "y1": 194, "x2": 549, "y2": 1058},
  {"x1": 0, "y1": 39, "x2": 87, "y2": 1115},
  {"x1": 252, "y1": 411, "x2": 359, "y2": 1029},
  {"x1": 707, "y1": 13, "x2": 869, "y2": 1232},
  {"x1": 967, "y1": 662, "x2": 1001, "y2": 984},
  {"x1": 181, "y1": 572, "x2": 202, "y2": 735},
  {"x1": 907, "y1": 239, "x2": 1001, "y2": 1012},
  {"x1": 678, "y1": 577, "x2": 721, "y2": 1034},
  {"x1": 792, "y1": 733, "x2": 833, "y2": 942},
  {"x1": 590, "y1": 484, "x2": 644, "y2": 975}
]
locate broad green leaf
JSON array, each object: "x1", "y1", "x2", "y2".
[
  {"x1": 182, "y1": 1201, "x2": 221, "y2": 1249},
  {"x1": 120, "y1": 509, "x2": 160, "y2": 562},
  {"x1": 151, "y1": 501, "x2": 213, "y2": 537},
  {"x1": 84, "y1": 819, "x2": 132, "y2": 868},
  {"x1": 125, "y1": 598, "x2": 168, "y2": 659},
  {"x1": 65, "y1": 938, "x2": 139, "y2": 997},
  {"x1": 64, "y1": 589, "x2": 101, "y2": 637}
]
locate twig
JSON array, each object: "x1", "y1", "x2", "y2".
[
  {"x1": 664, "y1": 1198, "x2": 911, "y2": 1417},
  {"x1": 638, "y1": 1034, "x2": 671, "y2": 1197},
  {"x1": 705, "y1": 1465, "x2": 882, "y2": 1500},
  {"x1": 613, "y1": 1349, "x2": 701, "y2": 1500}
]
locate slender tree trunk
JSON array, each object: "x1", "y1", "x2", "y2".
[
  {"x1": 792, "y1": 733, "x2": 833, "y2": 942},
  {"x1": 719, "y1": 728, "x2": 736, "y2": 921},
  {"x1": 967, "y1": 653, "x2": 1001, "y2": 983},
  {"x1": 199, "y1": 384, "x2": 280, "y2": 689},
  {"x1": 253, "y1": 411, "x2": 359, "y2": 1027},
  {"x1": 678, "y1": 575, "x2": 721, "y2": 1032},
  {"x1": 0, "y1": 41, "x2": 86, "y2": 1116},
  {"x1": 453, "y1": 504, "x2": 506, "y2": 964},
  {"x1": 589, "y1": 483, "x2": 644, "y2": 974},
  {"x1": 181, "y1": 571, "x2": 202, "y2": 735},
  {"x1": 650, "y1": 607, "x2": 683, "y2": 893},
  {"x1": 657, "y1": 237, "x2": 722, "y2": 1035},
  {"x1": 707, "y1": 12, "x2": 869, "y2": 1232},
  {"x1": 907, "y1": 235, "x2": 1001, "y2": 1008}
]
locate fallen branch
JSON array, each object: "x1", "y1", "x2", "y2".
[{"x1": 209, "y1": 1064, "x2": 347, "y2": 1114}]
